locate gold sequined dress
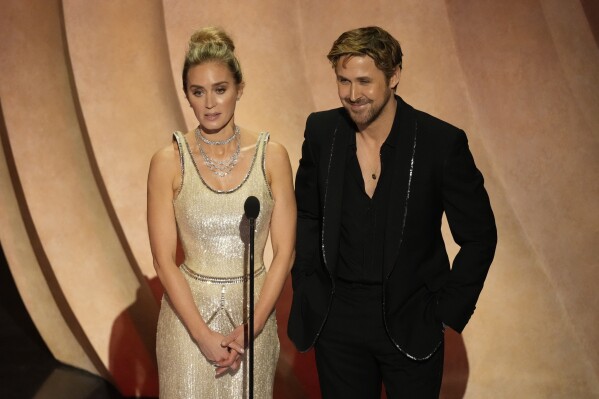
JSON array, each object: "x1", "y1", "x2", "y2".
[{"x1": 156, "y1": 131, "x2": 278, "y2": 398}]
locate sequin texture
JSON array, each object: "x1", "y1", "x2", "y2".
[{"x1": 157, "y1": 132, "x2": 278, "y2": 398}]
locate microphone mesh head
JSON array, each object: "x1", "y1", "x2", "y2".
[{"x1": 244, "y1": 196, "x2": 260, "y2": 219}]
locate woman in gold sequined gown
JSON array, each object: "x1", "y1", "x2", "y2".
[{"x1": 147, "y1": 27, "x2": 296, "y2": 398}]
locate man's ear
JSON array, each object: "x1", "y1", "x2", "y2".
[{"x1": 389, "y1": 67, "x2": 401, "y2": 90}]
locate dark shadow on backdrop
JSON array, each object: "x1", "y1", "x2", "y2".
[
  {"x1": 0, "y1": 244, "x2": 122, "y2": 399},
  {"x1": 109, "y1": 277, "x2": 163, "y2": 398},
  {"x1": 581, "y1": 0, "x2": 599, "y2": 48}
]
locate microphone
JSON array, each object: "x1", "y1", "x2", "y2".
[
  {"x1": 244, "y1": 196, "x2": 260, "y2": 220},
  {"x1": 243, "y1": 195, "x2": 260, "y2": 399}
]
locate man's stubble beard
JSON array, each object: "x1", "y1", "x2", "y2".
[{"x1": 346, "y1": 89, "x2": 393, "y2": 129}]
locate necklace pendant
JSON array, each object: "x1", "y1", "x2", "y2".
[
  {"x1": 372, "y1": 173, "x2": 377, "y2": 180},
  {"x1": 196, "y1": 125, "x2": 241, "y2": 177}
]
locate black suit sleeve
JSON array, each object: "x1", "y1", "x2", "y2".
[
  {"x1": 436, "y1": 130, "x2": 497, "y2": 332},
  {"x1": 292, "y1": 114, "x2": 321, "y2": 288}
]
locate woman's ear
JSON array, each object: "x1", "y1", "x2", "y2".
[{"x1": 236, "y1": 82, "x2": 245, "y2": 100}]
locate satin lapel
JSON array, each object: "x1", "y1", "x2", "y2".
[
  {"x1": 322, "y1": 113, "x2": 352, "y2": 275},
  {"x1": 383, "y1": 98, "x2": 418, "y2": 278}
]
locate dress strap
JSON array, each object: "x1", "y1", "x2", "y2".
[
  {"x1": 258, "y1": 132, "x2": 270, "y2": 171},
  {"x1": 172, "y1": 131, "x2": 186, "y2": 198},
  {"x1": 257, "y1": 132, "x2": 273, "y2": 199}
]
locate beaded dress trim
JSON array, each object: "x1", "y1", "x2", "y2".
[{"x1": 181, "y1": 263, "x2": 265, "y2": 284}]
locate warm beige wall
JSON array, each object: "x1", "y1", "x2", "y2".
[
  {"x1": 445, "y1": 2, "x2": 599, "y2": 396},
  {"x1": 1, "y1": 0, "x2": 597, "y2": 397}
]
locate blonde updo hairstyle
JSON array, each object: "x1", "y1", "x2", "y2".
[{"x1": 182, "y1": 27, "x2": 243, "y2": 92}]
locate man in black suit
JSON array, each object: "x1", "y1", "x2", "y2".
[{"x1": 288, "y1": 26, "x2": 497, "y2": 398}]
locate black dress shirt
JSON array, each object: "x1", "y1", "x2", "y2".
[{"x1": 336, "y1": 125, "x2": 400, "y2": 284}]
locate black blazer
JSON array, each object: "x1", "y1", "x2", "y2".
[{"x1": 288, "y1": 96, "x2": 497, "y2": 360}]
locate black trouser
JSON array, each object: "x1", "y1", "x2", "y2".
[{"x1": 314, "y1": 280, "x2": 444, "y2": 398}]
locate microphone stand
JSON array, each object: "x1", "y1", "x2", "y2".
[
  {"x1": 248, "y1": 214, "x2": 255, "y2": 399},
  {"x1": 244, "y1": 195, "x2": 259, "y2": 399}
]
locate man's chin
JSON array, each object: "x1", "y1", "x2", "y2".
[
  {"x1": 349, "y1": 113, "x2": 370, "y2": 127},
  {"x1": 344, "y1": 107, "x2": 367, "y2": 125}
]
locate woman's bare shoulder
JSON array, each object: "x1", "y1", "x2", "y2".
[
  {"x1": 265, "y1": 138, "x2": 290, "y2": 163},
  {"x1": 149, "y1": 135, "x2": 185, "y2": 174}
]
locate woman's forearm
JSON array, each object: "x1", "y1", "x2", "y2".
[{"x1": 154, "y1": 259, "x2": 211, "y2": 342}]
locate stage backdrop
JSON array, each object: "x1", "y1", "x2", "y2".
[{"x1": 1, "y1": 1, "x2": 598, "y2": 398}]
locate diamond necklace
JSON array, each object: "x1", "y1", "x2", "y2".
[
  {"x1": 196, "y1": 125, "x2": 239, "y2": 145},
  {"x1": 195, "y1": 127, "x2": 241, "y2": 177}
]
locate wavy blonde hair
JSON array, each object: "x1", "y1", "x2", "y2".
[{"x1": 327, "y1": 26, "x2": 403, "y2": 83}]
